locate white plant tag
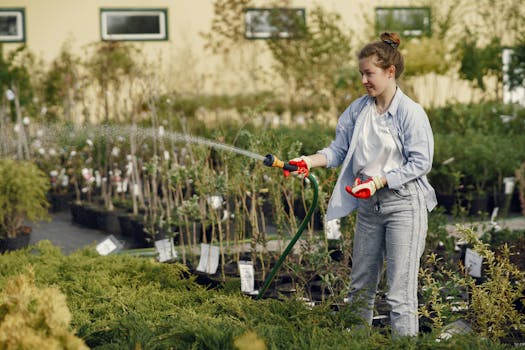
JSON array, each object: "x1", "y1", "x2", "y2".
[
  {"x1": 465, "y1": 248, "x2": 483, "y2": 278},
  {"x1": 155, "y1": 238, "x2": 177, "y2": 262},
  {"x1": 132, "y1": 184, "x2": 140, "y2": 197},
  {"x1": 503, "y1": 177, "x2": 515, "y2": 194},
  {"x1": 207, "y1": 195, "x2": 223, "y2": 209},
  {"x1": 196, "y1": 243, "x2": 220, "y2": 274},
  {"x1": 96, "y1": 235, "x2": 123, "y2": 256},
  {"x1": 238, "y1": 260, "x2": 255, "y2": 293},
  {"x1": 438, "y1": 319, "x2": 472, "y2": 342},
  {"x1": 325, "y1": 217, "x2": 341, "y2": 240}
]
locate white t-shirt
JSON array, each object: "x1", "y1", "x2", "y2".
[{"x1": 352, "y1": 103, "x2": 403, "y2": 177}]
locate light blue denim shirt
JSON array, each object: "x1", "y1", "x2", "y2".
[{"x1": 319, "y1": 87, "x2": 437, "y2": 221}]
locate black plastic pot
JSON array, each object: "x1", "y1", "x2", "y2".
[
  {"x1": 0, "y1": 226, "x2": 32, "y2": 253},
  {"x1": 96, "y1": 209, "x2": 122, "y2": 235},
  {"x1": 118, "y1": 213, "x2": 134, "y2": 237},
  {"x1": 436, "y1": 193, "x2": 457, "y2": 215},
  {"x1": 48, "y1": 192, "x2": 74, "y2": 212}
]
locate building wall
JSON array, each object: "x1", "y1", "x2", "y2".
[{"x1": 1, "y1": 0, "x2": 487, "y2": 109}]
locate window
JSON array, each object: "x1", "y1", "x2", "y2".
[
  {"x1": 0, "y1": 8, "x2": 25, "y2": 43},
  {"x1": 503, "y1": 48, "x2": 525, "y2": 106},
  {"x1": 244, "y1": 8, "x2": 305, "y2": 39},
  {"x1": 100, "y1": 8, "x2": 167, "y2": 41},
  {"x1": 375, "y1": 7, "x2": 431, "y2": 38}
]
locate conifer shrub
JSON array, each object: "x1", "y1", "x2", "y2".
[
  {"x1": 0, "y1": 241, "x2": 521, "y2": 349},
  {"x1": 0, "y1": 268, "x2": 88, "y2": 350}
]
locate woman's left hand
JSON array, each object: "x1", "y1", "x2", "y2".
[{"x1": 345, "y1": 176, "x2": 384, "y2": 198}]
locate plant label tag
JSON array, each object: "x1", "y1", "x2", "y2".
[
  {"x1": 155, "y1": 238, "x2": 177, "y2": 262},
  {"x1": 325, "y1": 217, "x2": 341, "y2": 240},
  {"x1": 438, "y1": 319, "x2": 472, "y2": 341},
  {"x1": 196, "y1": 243, "x2": 220, "y2": 274},
  {"x1": 207, "y1": 195, "x2": 223, "y2": 209},
  {"x1": 132, "y1": 184, "x2": 140, "y2": 197},
  {"x1": 96, "y1": 235, "x2": 123, "y2": 256},
  {"x1": 464, "y1": 248, "x2": 483, "y2": 278},
  {"x1": 503, "y1": 177, "x2": 515, "y2": 194},
  {"x1": 238, "y1": 260, "x2": 255, "y2": 293}
]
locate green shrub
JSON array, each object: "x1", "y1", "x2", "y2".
[
  {"x1": 420, "y1": 226, "x2": 525, "y2": 343},
  {"x1": 0, "y1": 241, "x2": 520, "y2": 349},
  {"x1": 0, "y1": 159, "x2": 49, "y2": 239},
  {"x1": 0, "y1": 268, "x2": 89, "y2": 349}
]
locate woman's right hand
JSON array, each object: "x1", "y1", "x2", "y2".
[{"x1": 283, "y1": 156, "x2": 311, "y2": 178}]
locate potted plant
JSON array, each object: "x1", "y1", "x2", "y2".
[
  {"x1": 429, "y1": 133, "x2": 464, "y2": 215},
  {"x1": 0, "y1": 159, "x2": 50, "y2": 252},
  {"x1": 459, "y1": 132, "x2": 494, "y2": 216}
]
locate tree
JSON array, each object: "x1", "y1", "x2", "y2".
[
  {"x1": 266, "y1": 5, "x2": 359, "y2": 114},
  {"x1": 458, "y1": 35, "x2": 503, "y2": 97}
]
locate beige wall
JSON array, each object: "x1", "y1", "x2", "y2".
[{"x1": 1, "y1": 0, "x2": 486, "y2": 108}]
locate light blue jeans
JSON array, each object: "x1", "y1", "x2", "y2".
[{"x1": 348, "y1": 179, "x2": 427, "y2": 337}]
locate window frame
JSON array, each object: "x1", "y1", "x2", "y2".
[
  {"x1": 244, "y1": 7, "x2": 306, "y2": 39},
  {"x1": 502, "y1": 47, "x2": 525, "y2": 106},
  {"x1": 100, "y1": 8, "x2": 168, "y2": 41},
  {"x1": 375, "y1": 7, "x2": 431, "y2": 38},
  {"x1": 0, "y1": 8, "x2": 25, "y2": 43}
]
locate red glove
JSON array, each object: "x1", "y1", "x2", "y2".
[
  {"x1": 283, "y1": 156, "x2": 311, "y2": 178},
  {"x1": 345, "y1": 176, "x2": 384, "y2": 199}
]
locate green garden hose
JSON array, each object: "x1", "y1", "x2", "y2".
[{"x1": 256, "y1": 173, "x2": 318, "y2": 299}]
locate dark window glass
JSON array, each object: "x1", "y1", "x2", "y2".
[
  {"x1": 375, "y1": 7, "x2": 431, "y2": 37},
  {"x1": 0, "y1": 15, "x2": 18, "y2": 36},
  {"x1": 245, "y1": 8, "x2": 305, "y2": 39},
  {"x1": 107, "y1": 15, "x2": 160, "y2": 35}
]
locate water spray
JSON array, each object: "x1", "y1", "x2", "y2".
[{"x1": 33, "y1": 124, "x2": 318, "y2": 299}]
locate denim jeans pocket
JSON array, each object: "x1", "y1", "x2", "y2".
[{"x1": 391, "y1": 184, "x2": 412, "y2": 199}]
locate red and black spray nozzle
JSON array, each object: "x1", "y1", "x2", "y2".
[{"x1": 263, "y1": 154, "x2": 298, "y2": 172}]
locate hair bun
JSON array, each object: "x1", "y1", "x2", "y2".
[{"x1": 380, "y1": 32, "x2": 401, "y2": 49}]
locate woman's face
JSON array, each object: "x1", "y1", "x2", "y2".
[{"x1": 358, "y1": 55, "x2": 394, "y2": 97}]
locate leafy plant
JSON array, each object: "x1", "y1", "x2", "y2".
[
  {"x1": 460, "y1": 227, "x2": 525, "y2": 341},
  {"x1": 506, "y1": 41, "x2": 525, "y2": 91},
  {"x1": 457, "y1": 35, "x2": 503, "y2": 96},
  {"x1": 0, "y1": 159, "x2": 49, "y2": 239},
  {"x1": 420, "y1": 225, "x2": 525, "y2": 342},
  {"x1": 266, "y1": 5, "x2": 359, "y2": 114},
  {"x1": 0, "y1": 268, "x2": 89, "y2": 349},
  {"x1": 0, "y1": 241, "x2": 518, "y2": 349},
  {"x1": 516, "y1": 162, "x2": 525, "y2": 216}
]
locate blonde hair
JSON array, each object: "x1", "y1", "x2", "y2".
[{"x1": 358, "y1": 32, "x2": 404, "y2": 79}]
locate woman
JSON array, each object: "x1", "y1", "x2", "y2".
[{"x1": 288, "y1": 32, "x2": 437, "y2": 337}]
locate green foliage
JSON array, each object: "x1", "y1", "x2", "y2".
[
  {"x1": 420, "y1": 226, "x2": 525, "y2": 343},
  {"x1": 41, "y1": 42, "x2": 83, "y2": 122},
  {"x1": 0, "y1": 159, "x2": 49, "y2": 238},
  {"x1": 506, "y1": 40, "x2": 525, "y2": 90},
  {"x1": 419, "y1": 252, "x2": 468, "y2": 330},
  {"x1": 0, "y1": 268, "x2": 89, "y2": 350},
  {"x1": 426, "y1": 207, "x2": 456, "y2": 253},
  {"x1": 429, "y1": 133, "x2": 463, "y2": 195},
  {"x1": 266, "y1": 5, "x2": 360, "y2": 113},
  {"x1": 0, "y1": 44, "x2": 36, "y2": 110},
  {"x1": 0, "y1": 241, "x2": 518, "y2": 349},
  {"x1": 460, "y1": 227, "x2": 525, "y2": 341},
  {"x1": 201, "y1": 0, "x2": 253, "y2": 55},
  {"x1": 428, "y1": 101, "x2": 525, "y2": 136},
  {"x1": 458, "y1": 36, "x2": 503, "y2": 92},
  {"x1": 403, "y1": 37, "x2": 451, "y2": 76},
  {"x1": 428, "y1": 102, "x2": 525, "y2": 201}
]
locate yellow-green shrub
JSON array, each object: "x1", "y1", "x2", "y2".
[{"x1": 0, "y1": 268, "x2": 88, "y2": 350}]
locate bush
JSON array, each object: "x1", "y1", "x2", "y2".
[
  {"x1": 0, "y1": 268, "x2": 89, "y2": 349},
  {"x1": 0, "y1": 241, "x2": 519, "y2": 349},
  {"x1": 0, "y1": 159, "x2": 49, "y2": 239}
]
